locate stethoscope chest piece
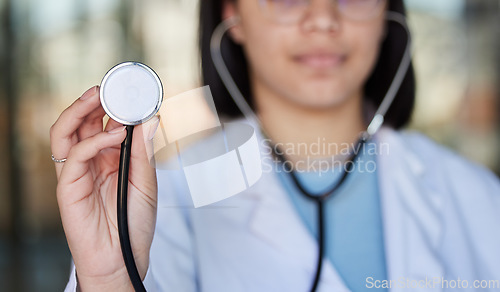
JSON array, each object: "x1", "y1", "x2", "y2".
[{"x1": 100, "y1": 62, "x2": 163, "y2": 126}]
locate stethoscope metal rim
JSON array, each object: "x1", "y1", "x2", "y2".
[{"x1": 100, "y1": 61, "x2": 163, "y2": 126}]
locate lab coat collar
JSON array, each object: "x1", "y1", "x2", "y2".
[{"x1": 243, "y1": 120, "x2": 443, "y2": 291}]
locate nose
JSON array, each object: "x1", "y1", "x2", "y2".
[{"x1": 301, "y1": 0, "x2": 341, "y2": 34}]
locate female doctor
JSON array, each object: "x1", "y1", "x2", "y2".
[{"x1": 51, "y1": 0, "x2": 500, "y2": 291}]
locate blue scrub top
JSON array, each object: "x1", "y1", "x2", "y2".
[{"x1": 276, "y1": 142, "x2": 388, "y2": 291}]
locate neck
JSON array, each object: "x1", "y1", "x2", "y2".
[{"x1": 254, "y1": 86, "x2": 365, "y2": 163}]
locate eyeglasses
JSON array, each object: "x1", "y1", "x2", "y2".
[{"x1": 258, "y1": 0, "x2": 385, "y2": 24}]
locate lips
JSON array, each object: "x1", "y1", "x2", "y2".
[{"x1": 293, "y1": 52, "x2": 346, "y2": 69}]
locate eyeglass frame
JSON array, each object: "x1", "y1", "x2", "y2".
[{"x1": 257, "y1": 0, "x2": 387, "y2": 24}]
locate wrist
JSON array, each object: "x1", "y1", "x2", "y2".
[{"x1": 76, "y1": 268, "x2": 136, "y2": 292}]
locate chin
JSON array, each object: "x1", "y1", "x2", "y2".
[
  {"x1": 287, "y1": 95, "x2": 350, "y2": 110},
  {"x1": 290, "y1": 86, "x2": 353, "y2": 109}
]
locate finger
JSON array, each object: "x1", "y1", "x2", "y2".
[
  {"x1": 104, "y1": 118, "x2": 123, "y2": 132},
  {"x1": 57, "y1": 127, "x2": 127, "y2": 204},
  {"x1": 102, "y1": 119, "x2": 125, "y2": 152},
  {"x1": 77, "y1": 106, "x2": 106, "y2": 141},
  {"x1": 50, "y1": 86, "x2": 100, "y2": 177}
]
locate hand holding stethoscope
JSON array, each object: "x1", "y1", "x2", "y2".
[
  {"x1": 50, "y1": 83, "x2": 160, "y2": 290},
  {"x1": 50, "y1": 5, "x2": 411, "y2": 290}
]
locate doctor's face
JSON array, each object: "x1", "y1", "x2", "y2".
[{"x1": 224, "y1": 0, "x2": 387, "y2": 110}]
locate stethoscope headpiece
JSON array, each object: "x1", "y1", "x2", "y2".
[{"x1": 100, "y1": 62, "x2": 163, "y2": 126}]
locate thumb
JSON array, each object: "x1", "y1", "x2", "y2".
[{"x1": 133, "y1": 115, "x2": 161, "y2": 168}]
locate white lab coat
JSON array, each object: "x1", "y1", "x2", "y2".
[{"x1": 65, "y1": 126, "x2": 500, "y2": 291}]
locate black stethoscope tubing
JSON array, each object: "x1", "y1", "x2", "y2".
[
  {"x1": 117, "y1": 125, "x2": 147, "y2": 292},
  {"x1": 272, "y1": 136, "x2": 368, "y2": 292}
]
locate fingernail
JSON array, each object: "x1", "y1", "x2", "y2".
[
  {"x1": 146, "y1": 116, "x2": 161, "y2": 140},
  {"x1": 80, "y1": 86, "x2": 98, "y2": 101},
  {"x1": 108, "y1": 126, "x2": 126, "y2": 134}
]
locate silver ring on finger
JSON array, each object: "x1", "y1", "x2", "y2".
[{"x1": 51, "y1": 154, "x2": 67, "y2": 163}]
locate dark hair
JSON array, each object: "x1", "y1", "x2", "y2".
[{"x1": 199, "y1": 0, "x2": 415, "y2": 129}]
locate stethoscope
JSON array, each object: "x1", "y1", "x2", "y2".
[
  {"x1": 99, "y1": 11, "x2": 411, "y2": 292},
  {"x1": 210, "y1": 11, "x2": 412, "y2": 292},
  {"x1": 100, "y1": 62, "x2": 163, "y2": 292}
]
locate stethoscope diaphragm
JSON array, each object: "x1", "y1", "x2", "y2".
[{"x1": 100, "y1": 62, "x2": 163, "y2": 126}]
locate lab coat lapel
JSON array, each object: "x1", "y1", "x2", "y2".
[
  {"x1": 247, "y1": 169, "x2": 351, "y2": 291},
  {"x1": 376, "y1": 128, "x2": 443, "y2": 292},
  {"x1": 244, "y1": 126, "x2": 351, "y2": 291}
]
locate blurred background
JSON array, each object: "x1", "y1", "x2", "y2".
[{"x1": 0, "y1": 0, "x2": 498, "y2": 290}]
